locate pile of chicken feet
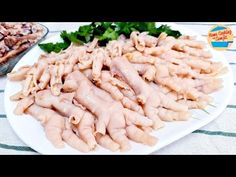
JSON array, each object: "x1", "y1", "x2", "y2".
[{"x1": 8, "y1": 31, "x2": 227, "y2": 152}]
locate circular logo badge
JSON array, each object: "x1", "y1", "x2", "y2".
[{"x1": 208, "y1": 24, "x2": 234, "y2": 51}]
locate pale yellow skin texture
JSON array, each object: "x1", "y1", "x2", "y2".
[
  {"x1": 26, "y1": 104, "x2": 94, "y2": 152},
  {"x1": 8, "y1": 30, "x2": 227, "y2": 153},
  {"x1": 110, "y1": 57, "x2": 190, "y2": 127},
  {"x1": 82, "y1": 69, "x2": 144, "y2": 115},
  {"x1": 64, "y1": 70, "x2": 156, "y2": 151},
  {"x1": 26, "y1": 104, "x2": 65, "y2": 149}
]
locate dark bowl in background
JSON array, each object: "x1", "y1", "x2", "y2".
[{"x1": 0, "y1": 23, "x2": 49, "y2": 76}]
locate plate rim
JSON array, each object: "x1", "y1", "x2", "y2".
[{"x1": 4, "y1": 22, "x2": 235, "y2": 154}]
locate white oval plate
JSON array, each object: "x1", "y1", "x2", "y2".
[{"x1": 4, "y1": 23, "x2": 234, "y2": 154}]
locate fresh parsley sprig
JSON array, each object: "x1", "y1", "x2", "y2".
[{"x1": 39, "y1": 22, "x2": 181, "y2": 53}]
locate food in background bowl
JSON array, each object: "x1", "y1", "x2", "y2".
[{"x1": 0, "y1": 22, "x2": 48, "y2": 75}]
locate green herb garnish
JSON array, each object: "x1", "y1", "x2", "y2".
[
  {"x1": 39, "y1": 22, "x2": 182, "y2": 53},
  {"x1": 38, "y1": 42, "x2": 70, "y2": 53}
]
